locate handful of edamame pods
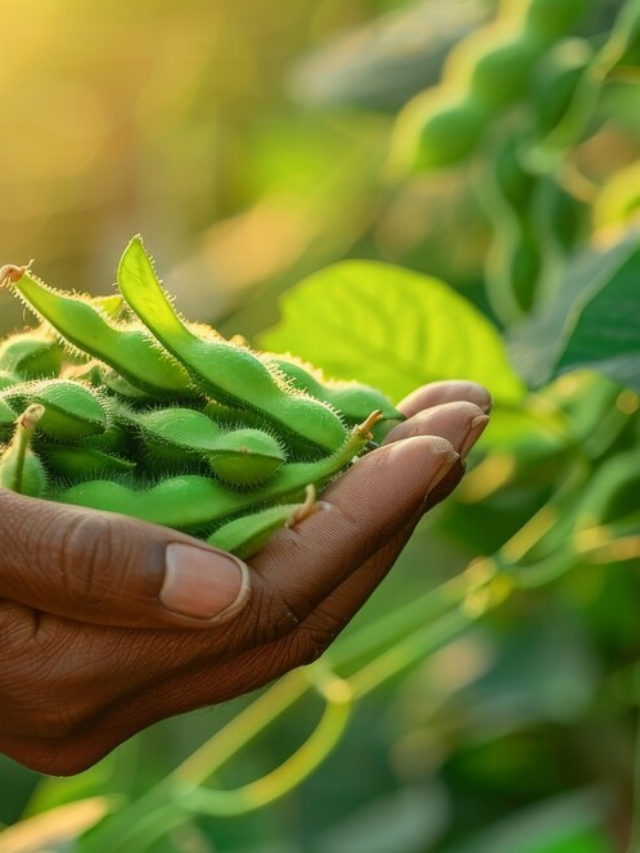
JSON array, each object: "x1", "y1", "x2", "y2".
[{"x1": 0, "y1": 237, "x2": 403, "y2": 558}]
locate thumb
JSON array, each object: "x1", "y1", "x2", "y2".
[{"x1": 0, "y1": 489, "x2": 251, "y2": 629}]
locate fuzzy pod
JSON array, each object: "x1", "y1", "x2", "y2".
[
  {"x1": 134, "y1": 408, "x2": 285, "y2": 487},
  {"x1": 4, "y1": 379, "x2": 109, "y2": 441},
  {"x1": 0, "y1": 404, "x2": 48, "y2": 497},
  {"x1": 5, "y1": 270, "x2": 195, "y2": 398},
  {"x1": 0, "y1": 397, "x2": 17, "y2": 440},
  {"x1": 39, "y1": 445, "x2": 136, "y2": 479},
  {"x1": 0, "y1": 371, "x2": 22, "y2": 392},
  {"x1": 53, "y1": 411, "x2": 382, "y2": 531},
  {"x1": 207, "y1": 486, "x2": 317, "y2": 558},
  {"x1": 207, "y1": 428, "x2": 286, "y2": 488},
  {"x1": 0, "y1": 333, "x2": 64, "y2": 379},
  {"x1": 117, "y1": 237, "x2": 348, "y2": 456},
  {"x1": 264, "y1": 353, "x2": 403, "y2": 424}
]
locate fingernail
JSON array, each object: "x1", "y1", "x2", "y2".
[
  {"x1": 161, "y1": 544, "x2": 250, "y2": 621},
  {"x1": 460, "y1": 383, "x2": 493, "y2": 414},
  {"x1": 460, "y1": 414, "x2": 490, "y2": 460},
  {"x1": 430, "y1": 446, "x2": 461, "y2": 490}
]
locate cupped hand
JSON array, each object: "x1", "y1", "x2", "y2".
[{"x1": 0, "y1": 381, "x2": 490, "y2": 775}]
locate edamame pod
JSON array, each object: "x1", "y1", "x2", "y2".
[
  {"x1": 447, "y1": 24, "x2": 543, "y2": 111},
  {"x1": 207, "y1": 486, "x2": 317, "y2": 558},
  {"x1": 3, "y1": 379, "x2": 108, "y2": 441},
  {"x1": 5, "y1": 270, "x2": 195, "y2": 398},
  {"x1": 207, "y1": 429, "x2": 286, "y2": 487},
  {"x1": 134, "y1": 408, "x2": 285, "y2": 487},
  {"x1": 263, "y1": 353, "x2": 402, "y2": 424},
  {"x1": 0, "y1": 333, "x2": 64, "y2": 379},
  {"x1": 54, "y1": 411, "x2": 381, "y2": 530},
  {"x1": 117, "y1": 237, "x2": 348, "y2": 454},
  {"x1": 0, "y1": 404, "x2": 48, "y2": 497},
  {"x1": 40, "y1": 445, "x2": 136, "y2": 479},
  {"x1": 525, "y1": 0, "x2": 592, "y2": 40},
  {"x1": 531, "y1": 38, "x2": 592, "y2": 137},
  {"x1": 0, "y1": 371, "x2": 19, "y2": 391},
  {"x1": 0, "y1": 398, "x2": 17, "y2": 440},
  {"x1": 390, "y1": 90, "x2": 490, "y2": 173}
]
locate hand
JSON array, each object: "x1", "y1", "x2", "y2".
[{"x1": 0, "y1": 380, "x2": 490, "y2": 775}]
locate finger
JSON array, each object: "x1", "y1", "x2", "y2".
[
  {"x1": 398, "y1": 380, "x2": 492, "y2": 418},
  {"x1": 241, "y1": 436, "x2": 459, "y2": 645},
  {"x1": 0, "y1": 490, "x2": 251, "y2": 630},
  {"x1": 290, "y1": 463, "x2": 466, "y2": 651},
  {"x1": 0, "y1": 465, "x2": 469, "y2": 773},
  {"x1": 383, "y1": 400, "x2": 489, "y2": 457}
]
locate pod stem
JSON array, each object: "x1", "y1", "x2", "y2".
[
  {"x1": 353, "y1": 410, "x2": 384, "y2": 443},
  {"x1": 286, "y1": 484, "x2": 317, "y2": 528},
  {"x1": 5, "y1": 404, "x2": 45, "y2": 493},
  {"x1": 0, "y1": 260, "x2": 32, "y2": 288}
]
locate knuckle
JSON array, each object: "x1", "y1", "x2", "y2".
[
  {"x1": 286, "y1": 625, "x2": 334, "y2": 667},
  {"x1": 27, "y1": 744, "x2": 99, "y2": 777},
  {"x1": 57, "y1": 512, "x2": 132, "y2": 609},
  {"x1": 249, "y1": 578, "x2": 317, "y2": 646}
]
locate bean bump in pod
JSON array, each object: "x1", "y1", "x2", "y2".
[
  {"x1": 1, "y1": 379, "x2": 109, "y2": 441},
  {"x1": 53, "y1": 411, "x2": 383, "y2": 532},
  {"x1": 133, "y1": 407, "x2": 286, "y2": 487},
  {"x1": 116, "y1": 237, "x2": 349, "y2": 456},
  {"x1": 389, "y1": 0, "x2": 593, "y2": 174},
  {"x1": 0, "y1": 243, "x2": 394, "y2": 559},
  {"x1": 0, "y1": 403, "x2": 48, "y2": 497}
]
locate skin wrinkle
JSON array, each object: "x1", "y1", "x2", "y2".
[
  {"x1": 0, "y1": 381, "x2": 489, "y2": 773},
  {"x1": 0, "y1": 468, "x2": 464, "y2": 763}
]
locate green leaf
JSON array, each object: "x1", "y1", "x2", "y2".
[
  {"x1": 442, "y1": 790, "x2": 613, "y2": 853},
  {"x1": 259, "y1": 261, "x2": 525, "y2": 405},
  {"x1": 509, "y1": 233, "x2": 640, "y2": 390},
  {"x1": 553, "y1": 240, "x2": 640, "y2": 389}
]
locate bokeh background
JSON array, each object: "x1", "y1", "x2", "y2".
[{"x1": 1, "y1": 0, "x2": 640, "y2": 851}]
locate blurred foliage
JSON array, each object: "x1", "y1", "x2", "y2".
[{"x1": 1, "y1": 0, "x2": 640, "y2": 852}]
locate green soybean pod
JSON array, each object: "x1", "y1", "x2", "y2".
[
  {"x1": 389, "y1": 89, "x2": 490, "y2": 174},
  {"x1": 203, "y1": 400, "x2": 269, "y2": 431},
  {"x1": 90, "y1": 294, "x2": 126, "y2": 321},
  {"x1": 531, "y1": 38, "x2": 593, "y2": 137},
  {"x1": 483, "y1": 137, "x2": 543, "y2": 324},
  {"x1": 4, "y1": 379, "x2": 108, "y2": 441},
  {"x1": 207, "y1": 428, "x2": 286, "y2": 487},
  {"x1": 0, "y1": 404, "x2": 48, "y2": 497},
  {"x1": 0, "y1": 397, "x2": 17, "y2": 441},
  {"x1": 264, "y1": 353, "x2": 403, "y2": 424},
  {"x1": 99, "y1": 368, "x2": 158, "y2": 402},
  {"x1": 39, "y1": 445, "x2": 136, "y2": 479},
  {"x1": 0, "y1": 332, "x2": 64, "y2": 379},
  {"x1": 493, "y1": 137, "x2": 536, "y2": 209},
  {"x1": 117, "y1": 237, "x2": 348, "y2": 455},
  {"x1": 448, "y1": 23, "x2": 544, "y2": 111},
  {"x1": 4, "y1": 269, "x2": 195, "y2": 398},
  {"x1": 207, "y1": 486, "x2": 317, "y2": 559},
  {"x1": 53, "y1": 411, "x2": 382, "y2": 530},
  {"x1": 525, "y1": 0, "x2": 592, "y2": 41},
  {"x1": 134, "y1": 408, "x2": 285, "y2": 486},
  {"x1": 0, "y1": 371, "x2": 20, "y2": 392}
]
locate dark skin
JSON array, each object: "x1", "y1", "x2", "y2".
[{"x1": 0, "y1": 380, "x2": 490, "y2": 776}]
